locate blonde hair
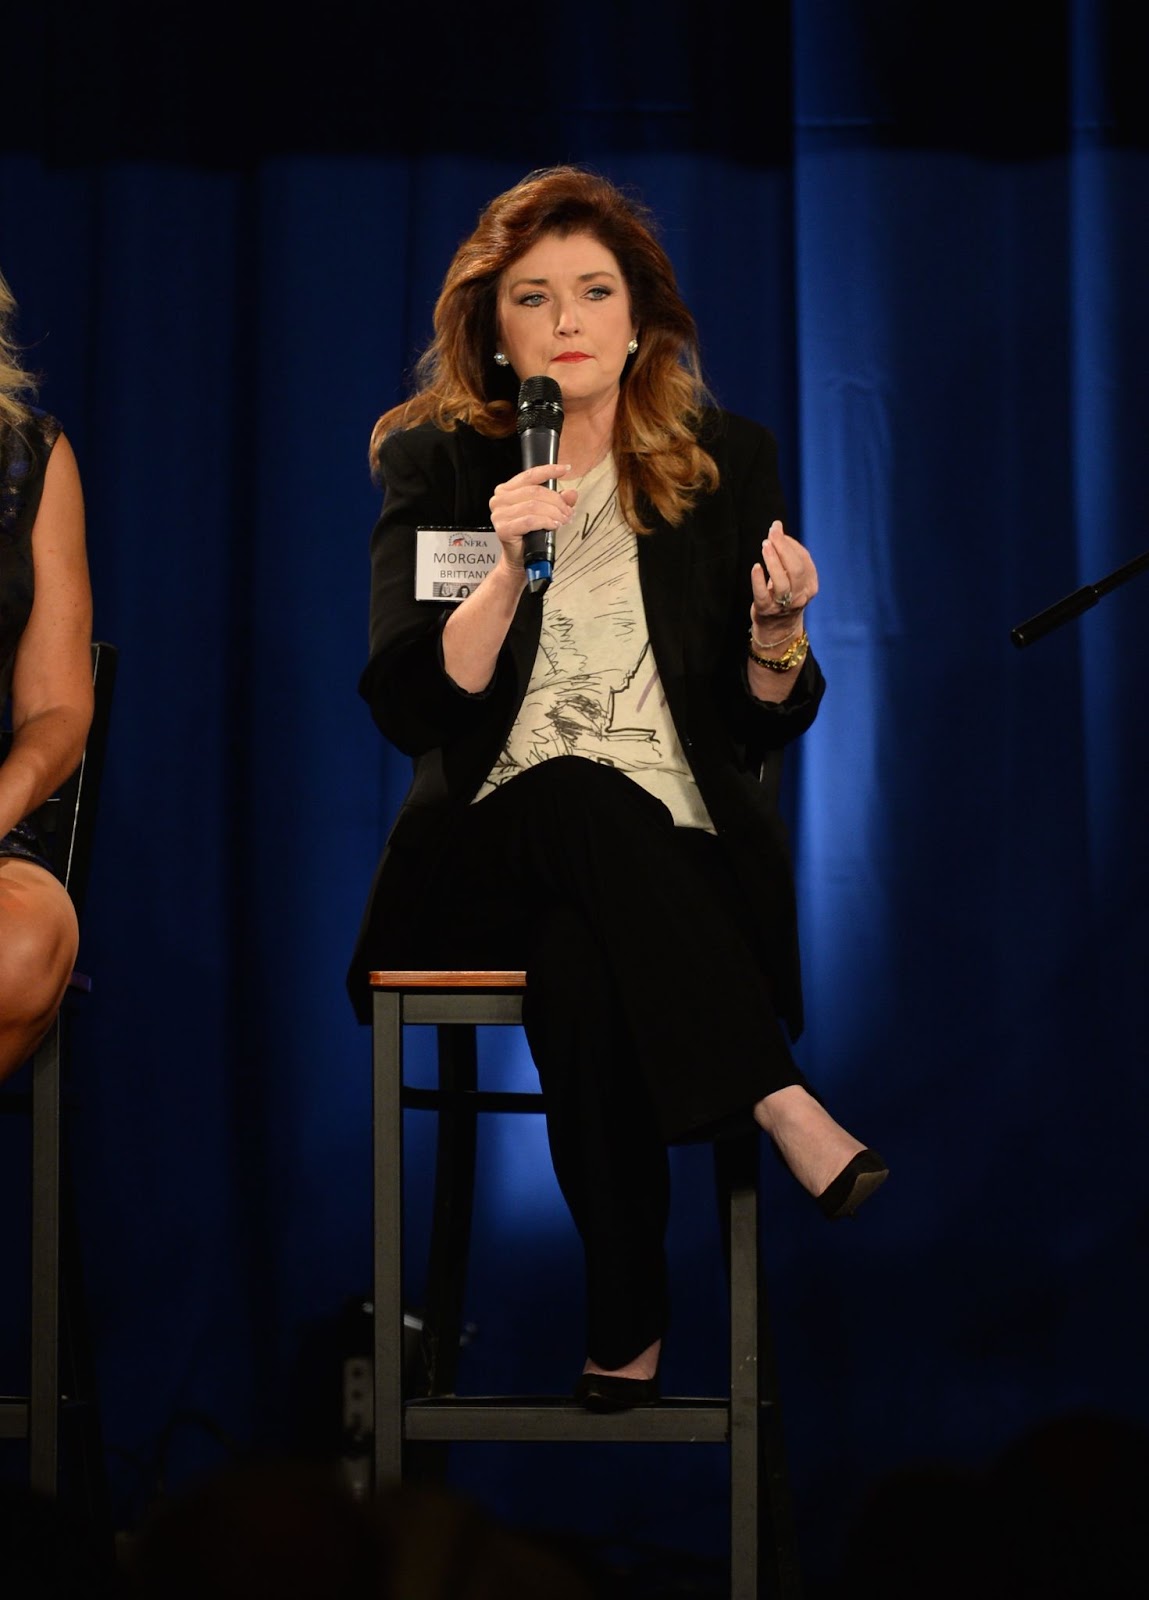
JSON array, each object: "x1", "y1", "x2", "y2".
[
  {"x1": 370, "y1": 166, "x2": 719, "y2": 531},
  {"x1": 0, "y1": 269, "x2": 37, "y2": 431}
]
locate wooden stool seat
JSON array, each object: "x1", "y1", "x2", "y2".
[{"x1": 371, "y1": 970, "x2": 526, "y2": 988}]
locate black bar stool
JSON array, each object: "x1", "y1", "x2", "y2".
[
  {"x1": 369, "y1": 967, "x2": 803, "y2": 1599},
  {"x1": 0, "y1": 641, "x2": 118, "y2": 1537}
]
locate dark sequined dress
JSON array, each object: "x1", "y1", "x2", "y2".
[{"x1": 0, "y1": 408, "x2": 62, "y2": 867}]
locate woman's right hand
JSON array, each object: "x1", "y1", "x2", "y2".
[
  {"x1": 489, "y1": 463, "x2": 578, "y2": 570},
  {"x1": 442, "y1": 463, "x2": 577, "y2": 692}
]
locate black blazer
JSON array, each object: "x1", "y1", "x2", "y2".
[{"x1": 347, "y1": 408, "x2": 826, "y2": 1029}]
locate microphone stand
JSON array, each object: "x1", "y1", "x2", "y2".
[{"x1": 1010, "y1": 548, "x2": 1149, "y2": 648}]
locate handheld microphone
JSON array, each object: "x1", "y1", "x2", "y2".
[{"x1": 516, "y1": 375, "x2": 564, "y2": 594}]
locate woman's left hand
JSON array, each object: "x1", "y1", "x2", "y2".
[{"x1": 749, "y1": 520, "x2": 818, "y2": 648}]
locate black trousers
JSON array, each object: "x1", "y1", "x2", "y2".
[{"x1": 378, "y1": 756, "x2": 805, "y2": 1368}]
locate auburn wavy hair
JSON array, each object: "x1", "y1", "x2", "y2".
[{"x1": 370, "y1": 166, "x2": 719, "y2": 531}]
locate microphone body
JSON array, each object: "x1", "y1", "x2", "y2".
[{"x1": 515, "y1": 376, "x2": 564, "y2": 594}]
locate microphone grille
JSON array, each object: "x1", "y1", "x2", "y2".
[{"x1": 516, "y1": 374, "x2": 564, "y2": 434}]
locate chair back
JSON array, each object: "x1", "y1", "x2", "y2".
[{"x1": 29, "y1": 640, "x2": 119, "y2": 919}]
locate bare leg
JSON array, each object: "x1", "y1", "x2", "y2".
[
  {"x1": 753, "y1": 1085, "x2": 865, "y2": 1194},
  {"x1": 0, "y1": 859, "x2": 79, "y2": 1083}
]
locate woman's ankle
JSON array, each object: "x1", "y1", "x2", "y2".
[{"x1": 753, "y1": 1082, "x2": 814, "y2": 1136}]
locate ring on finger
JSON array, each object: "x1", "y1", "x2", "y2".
[{"x1": 777, "y1": 589, "x2": 793, "y2": 611}]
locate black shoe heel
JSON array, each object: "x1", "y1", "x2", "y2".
[{"x1": 816, "y1": 1149, "x2": 889, "y2": 1219}]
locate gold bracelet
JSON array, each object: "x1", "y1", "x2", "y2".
[
  {"x1": 747, "y1": 628, "x2": 809, "y2": 672},
  {"x1": 750, "y1": 624, "x2": 801, "y2": 655}
]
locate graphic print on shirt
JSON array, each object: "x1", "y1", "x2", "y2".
[{"x1": 484, "y1": 461, "x2": 687, "y2": 791}]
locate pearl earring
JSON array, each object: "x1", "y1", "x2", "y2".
[
  {"x1": 494, "y1": 351, "x2": 509, "y2": 366},
  {"x1": 627, "y1": 337, "x2": 639, "y2": 355}
]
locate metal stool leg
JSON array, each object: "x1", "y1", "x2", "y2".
[
  {"x1": 420, "y1": 1024, "x2": 478, "y2": 1397},
  {"x1": 718, "y1": 1132, "x2": 803, "y2": 1599},
  {"x1": 29, "y1": 1015, "x2": 62, "y2": 1498},
  {"x1": 406, "y1": 1023, "x2": 480, "y2": 1483},
  {"x1": 372, "y1": 988, "x2": 405, "y2": 1488}
]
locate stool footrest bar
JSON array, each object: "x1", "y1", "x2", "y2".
[{"x1": 404, "y1": 1396, "x2": 735, "y2": 1444}]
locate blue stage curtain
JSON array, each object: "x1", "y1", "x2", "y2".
[{"x1": 2, "y1": 0, "x2": 1147, "y2": 1581}]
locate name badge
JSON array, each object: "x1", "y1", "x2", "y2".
[{"x1": 415, "y1": 526, "x2": 501, "y2": 601}]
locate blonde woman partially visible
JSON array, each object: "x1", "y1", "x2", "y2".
[{"x1": 0, "y1": 270, "x2": 93, "y2": 1082}]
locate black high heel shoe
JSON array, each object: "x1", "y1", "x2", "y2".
[
  {"x1": 573, "y1": 1370, "x2": 660, "y2": 1412},
  {"x1": 816, "y1": 1149, "x2": 889, "y2": 1219}
]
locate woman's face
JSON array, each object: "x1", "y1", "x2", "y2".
[{"x1": 495, "y1": 230, "x2": 635, "y2": 418}]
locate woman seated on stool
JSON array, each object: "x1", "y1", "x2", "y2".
[
  {"x1": 0, "y1": 270, "x2": 94, "y2": 1083},
  {"x1": 347, "y1": 167, "x2": 888, "y2": 1410}
]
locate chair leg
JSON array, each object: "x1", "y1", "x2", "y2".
[
  {"x1": 406, "y1": 1024, "x2": 480, "y2": 1484},
  {"x1": 29, "y1": 1016, "x2": 62, "y2": 1498},
  {"x1": 716, "y1": 1133, "x2": 803, "y2": 1600},
  {"x1": 59, "y1": 1161, "x2": 115, "y2": 1561},
  {"x1": 372, "y1": 990, "x2": 405, "y2": 1489},
  {"x1": 420, "y1": 1024, "x2": 478, "y2": 1396}
]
